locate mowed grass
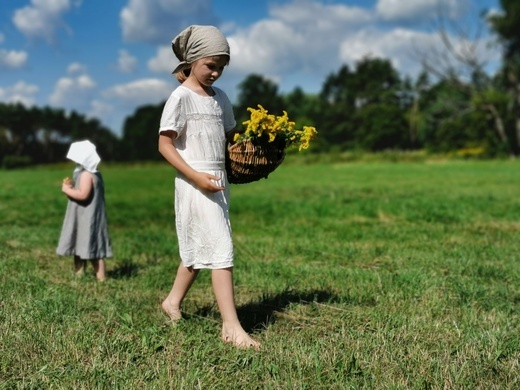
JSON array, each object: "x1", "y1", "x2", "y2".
[{"x1": 0, "y1": 158, "x2": 519, "y2": 389}]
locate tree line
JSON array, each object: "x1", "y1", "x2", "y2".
[{"x1": 1, "y1": 0, "x2": 518, "y2": 168}]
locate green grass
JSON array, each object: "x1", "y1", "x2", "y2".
[{"x1": 1, "y1": 158, "x2": 519, "y2": 389}]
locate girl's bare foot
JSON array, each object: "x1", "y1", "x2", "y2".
[
  {"x1": 161, "y1": 300, "x2": 182, "y2": 321},
  {"x1": 92, "y1": 259, "x2": 106, "y2": 281},
  {"x1": 74, "y1": 257, "x2": 85, "y2": 276},
  {"x1": 75, "y1": 268, "x2": 85, "y2": 277},
  {"x1": 222, "y1": 326, "x2": 260, "y2": 350}
]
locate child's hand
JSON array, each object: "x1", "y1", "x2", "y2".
[
  {"x1": 62, "y1": 177, "x2": 73, "y2": 193},
  {"x1": 193, "y1": 172, "x2": 224, "y2": 192}
]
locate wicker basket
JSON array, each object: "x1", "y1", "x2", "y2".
[{"x1": 226, "y1": 139, "x2": 286, "y2": 184}]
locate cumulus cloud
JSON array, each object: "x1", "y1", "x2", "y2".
[
  {"x1": 67, "y1": 62, "x2": 87, "y2": 75},
  {"x1": 103, "y1": 78, "x2": 172, "y2": 107},
  {"x1": 376, "y1": 0, "x2": 463, "y2": 22},
  {"x1": 88, "y1": 99, "x2": 114, "y2": 121},
  {"x1": 148, "y1": 46, "x2": 174, "y2": 73},
  {"x1": 12, "y1": 0, "x2": 80, "y2": 43},
  {"x1": 0, "y1": 81, "x2": 39, "y2": 106},
  {"x1": 218, "y1": 1, "x2": 376, "y2": 87},
  {"x1": 116, "y1": 49, "x2": 138, "y2": 73},
  {"x1": 338, "y1": 28, "x2": 439, "y2": 76},
  {"x1": 271, "y1": 0, "x2": 373, "y2": 29},
  {"x1": 49, "y1": 72, "x2": 96, "y2": 109},
  {"x1": 146, "y1": 1, "x2": 374, "y2": 84},
  {"x1": 0, "y1": 49, "x2": 28, "y2": 70},
  {"x1": 120, "y1": 0, "x2": 218, "y2": 44}
]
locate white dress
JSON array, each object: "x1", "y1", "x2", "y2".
[{"x1": 159, "y1": 85, "x2": 236, "y2": 269}]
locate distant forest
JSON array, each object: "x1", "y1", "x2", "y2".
[{"x1": 1, "y1": 0, "x2": 519, "y2": 168}]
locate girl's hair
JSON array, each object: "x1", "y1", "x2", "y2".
[
  {"x1": 175, "y1": 69, "x2": 190, "y2": 83},
  {"x1": 174, "y1": 55, "x2": 230, "y2": 84}
]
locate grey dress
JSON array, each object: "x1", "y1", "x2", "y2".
[{"x1": 56, "y1": 169, "x2": 112, "y2": 260}]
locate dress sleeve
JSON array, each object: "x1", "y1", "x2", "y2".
[
  {"x1": 219, "y1": 89, "x2": 237, "y2": 133},
  {"x1": 159, "y1": 91, "x2": 186, "y2": 138}
]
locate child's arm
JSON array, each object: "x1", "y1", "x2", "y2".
[
  {"x1": 62, "y1": 171, "x2": 94, "y2": 201},
  {"x1": 158, "y1": 131, "x2": 224, "y2": 192}
]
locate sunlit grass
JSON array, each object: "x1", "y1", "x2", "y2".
[{"x1": 1, "y1": 158, "x2": 519, "y2": 388}]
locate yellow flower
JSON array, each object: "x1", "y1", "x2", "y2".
[{"x1": 234, "y1": 104, "x2": 317, "y2": 151}]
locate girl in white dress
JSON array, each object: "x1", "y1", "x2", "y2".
[{"x1": 158, "y1": 25, "x2": 259, "y2": 349}]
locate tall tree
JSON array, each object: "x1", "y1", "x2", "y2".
[
  {"x1": 415, "y1": 1, "x2": 517, "y2": 155},
  {"x1": 318, "y1": 65, "x2": 356, "y2": 148},
  {"x1": 121, "y1": 104, "x2": 164, "y2": 161},
  {"x1": 488, "y1": 0, "x2": 520, "y2": 155},
  {"x1": 351, "y1": 57, "x2": 409, "y2": 150},
  {"x1": 233, "y1": 74, "x2": 284, "y2": 127},
  {"x1": 319, "y1": 58, "x2": 409, "y2": 151},
  {"x1": 0, "y1": 103, "x2": 120, "y2": 167}
]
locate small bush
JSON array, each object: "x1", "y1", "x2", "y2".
[{"x1": 2, "y1": 155, "x2": 32, "y2": 170}]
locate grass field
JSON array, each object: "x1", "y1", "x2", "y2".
[{"x1": 1, "y1": 157, "x2": 519, "y2": 389}]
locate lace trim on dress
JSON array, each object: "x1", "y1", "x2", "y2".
[{"x1": 187, "y1": 113, "x2": 220, "y2": 121}]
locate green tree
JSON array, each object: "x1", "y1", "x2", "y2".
[
  {"x1": 234, "y1": 74, "x2": 284, "y2": 127},
  {"x1": 318, "y1": 64, "x2": 356, "y2": 148},
  {"x1": 120, "y1": 104, "x2": 164, "y2": 161},
  {"x1": 318, "y1": 58, "x2": 410, "y2": 151},
  {"x1": 488, "y1": 0, "x2": 520, "y2": 155},
  {"x1": 351, "y1": 57, "x2": 409, "y2": 150},
  {"x1": 0, "y1": 103, "x2": 120, "y2": 167},
  {"x1": 417, "y1": 79, "x2": 498, "y2": 155}
]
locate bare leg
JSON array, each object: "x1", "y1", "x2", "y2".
[
  {"x1": 74, "y1": 256, "x2": 85, "y2": 276},
  {"x1": 92, "y1": 259, "x2": 106, "y2": 281},
  {"x1": 162, "y1": 263, "x2": 199, "y2": 321},
  {"x1": 212, "y1": 268, "x2": 260, "y2": 350}
]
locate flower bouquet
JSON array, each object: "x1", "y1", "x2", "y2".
[{"x1": 226, "y1": 105, "x2": 317, "y2": 184}]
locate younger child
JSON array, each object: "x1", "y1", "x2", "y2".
[
  {"x1": 56, "y1": 140, "x2": 112, "y2": 281},
  {"x1": 158, "y1": 25, "x2": 259, "y2": 349}
]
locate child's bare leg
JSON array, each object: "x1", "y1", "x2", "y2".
[
  {"x1": 92, "y1": 259, "x2": 106, "y2": 281},
  {"x1": 212, "y1": 268, "x2": 260, "y2": 349},
  {"x1": 74, "y1": 256, "x2": 85, "y2": 276},
  {"x1": 162, "y1": 263, "x2": 199, "y2": 321}
]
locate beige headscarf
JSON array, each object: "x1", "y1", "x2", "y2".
[{"x1": 171, "y1": 25, "x2": 230, "y2": 74}]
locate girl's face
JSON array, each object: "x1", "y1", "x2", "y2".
[{"x1": 190, "y1": 55, "x2": 228, "y2": 87}]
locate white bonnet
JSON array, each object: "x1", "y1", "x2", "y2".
[{"x1": 66, "y1": 140, "x2": 101, "y2": 173}]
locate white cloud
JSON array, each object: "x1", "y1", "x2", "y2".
[
  {"x1": 49, "y1": 73, "x2": 96, "y2": 108},
  {"x1": 88, "y1": 99, "x2": 114, "y2": 120},
  {"x1": 336, "y1": 25, "x2": 500, "y2": 82},
  {"x1": 0, "y1": 49, "x2": 28, "y2": 70},
  {"x1": 67, "y1": 62, "x2": 87, "y2": 75},
  {"x1": 0, "y1": 81, "x2": 39, "y2": 106},
  {"x1": 116, "y1": 49, "x2": 138, "y2": 73},
  {"x1": 227, "y1": 2, "x2": 372, "y2": 78},
  {"x1": 376, "y1": 0, "x2": 463, "y2": 22},
  {"x1": 338, "y1": 28, "x2": 438, "y2": 77},
  {"x1": 271, "y1": 0, "x2": 373, "y2": 29},
  {"x1": 96, "y1": 78, "x2": 173, "y2": 135},
  {"x1": 103, "y1": 78, "x2": 172, "y2": 107},
  {"x1": 148, "y1": 46, "x2": 173, "y2": 73},
  {"x1": 120, "y1": 0, "x2": 218, "y2": 44},
  {"x1": 12, "y1": 0, "x2": 80, "y2": 43}
]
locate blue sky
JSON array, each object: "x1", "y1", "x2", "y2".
[{"x1": 0, "y1": 0, "x2": 501, "y2": 137}]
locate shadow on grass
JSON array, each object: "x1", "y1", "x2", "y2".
[
  {"x1": 193, "y1": 288, "x2": 343, "y2": 333},
  {"x1": 107, "y1": 259, "x2": 139, "y2": 279}
]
